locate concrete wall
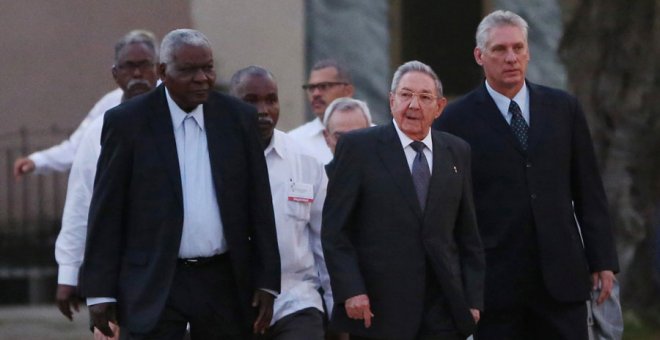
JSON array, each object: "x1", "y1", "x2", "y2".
[
  {"x1": 0, "y1": 0, "x2": 191, "y2": 137},
  {"x1": 192, "y1": 0, "x2": 306, "y2": 131}
]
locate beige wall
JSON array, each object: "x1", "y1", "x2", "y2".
[
  {"x1": 0, "y1": 1, "x2": 191, "y2": 137},
  {"x1": 191, "y1": 0, "x2": 307, "y2": 131}
]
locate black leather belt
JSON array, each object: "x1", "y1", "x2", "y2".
[{"x1": 178, "y1": 253, "x2": 229, "y2": 267}]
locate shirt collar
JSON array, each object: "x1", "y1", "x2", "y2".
[
  {"x1": 484, "y1": 80, "x2": 528, "y2": 118},
  {"x1": 310, "y1": 117, "x2": 325, "y2": 135},
  {"x1": 166, "y1": 87, "x2": 205, "y2": 131},
  {"x1": 392, "y1": 119, "x2": 433, "y2": 152},
  {"x1": 264, "y1": 129, "x2": 286, "y2": 160}
]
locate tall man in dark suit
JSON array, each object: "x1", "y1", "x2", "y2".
[
  {"x1": 80, "y1": 29, "x2": 280, "y2": 339},
  {"x1": 322, "y1": 60, "x2": 484, "y2": 340},
  {"x1": 433, "y1": 10, "x2": 619, "y2": 339}
]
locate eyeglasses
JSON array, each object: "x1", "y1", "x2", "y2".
[
  {"x1": 395, "y1": 90, "x2": 438, "y2": 106},
  {"x1": 302, "y1": 82, "x2": 348, "y2": 93},
  {"x1": 115, "y1": 60, "x2": 155, "y2": 72}
]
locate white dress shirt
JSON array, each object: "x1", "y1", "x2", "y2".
[
  {"x1": 30, "y1": 88, "x2": 122, "y2": 174},
  {"x1": 55, "y1": 112, "x2": 105, "y2": 286},
  {"x1": 166, "y1": 88, "x2": 227, "y2": 258},
  {"x1": 265, "y1": 129, "x2": 333, "y2": 323},
  {"x1": 485, "y1": 80, "x2": 530, "y2": 125},
  {"x1": 287, "y1": 117, "x2": 333, "y2": 164},
  {"x1": 393, "y1": 119, "x2": 433, "y2": 174}
]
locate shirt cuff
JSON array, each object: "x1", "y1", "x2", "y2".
[
  {"x1": 87, "y1": 297, "x2": 117, "y2": 306},
  {"x1": 28, "y1": 152, "x2": 47, "y2": 174},
  {"x1": 260, "y1": 288, "x2": 278, "y2": 297},
  {"x1": 57, "y1": 265, "x2": 79, "y2": 286}
]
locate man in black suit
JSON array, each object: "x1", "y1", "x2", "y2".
[
  {"x1": 322, "y1": 60, "x2": 484, "y2": 340},
  {"x1": 433, "y1": 10, "x2": 619, "y2": 339},
  {"x1": 80, "y1": 29, "x2": 280, "y2": 339}
]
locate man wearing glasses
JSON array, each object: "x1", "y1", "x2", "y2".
[
  {"x1": 322, "y1": 60, "x2": 484, "y2": 339},
  {"x1": 288, "y1": 59, "x2": 354, "y2": 164}
]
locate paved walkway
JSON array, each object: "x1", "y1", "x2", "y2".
[{"x1": 0, "y1": 305, "x2": 89, "y2": 339}]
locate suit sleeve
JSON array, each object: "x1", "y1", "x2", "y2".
[
  {"x1": 321, "y1": 135, "x2": 367, "y2": 304},
  {"x1": 242, "y1": 107, "x2": 281, "y2": 293},
  {"x1": 453, "y1": 141, "x2": 485, "y2": 310},
  {"x1": 569, "y1": 98, "x2": 619, "y2": 273},
  {"x1": 79, "y1": 111, "x2": 133, "y2": 298}
]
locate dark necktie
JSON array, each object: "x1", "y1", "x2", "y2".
[
  {"x1": 410, "y1": 141, "x2": 430, "y2": 210},
  {"x1": 509, "y1": 100, "x2": 528, "y2": 150}
]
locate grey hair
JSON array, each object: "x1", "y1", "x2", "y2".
[
  {"x1": 114, "y1": 30, "x2": 159, "y2": 63},
  {"x1": 322, "y1": 97, "x2": 372, "y2": 128},
  {"x1": 311, "y1": 59, "x2": 353, "y2": 84},
  {"x1": 390, "y1": 60, "x2": 443, "y2": 97},
  {"x1": 229, "y1": 65, "x2": 276, "y2": 96},
  {"x1": 160, "y1": 29, "x2": 211, "y2": 65},
  {"x1": 476, "y1": 10, "x2": 529, "y2": 51}
]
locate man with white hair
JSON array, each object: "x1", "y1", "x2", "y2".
[
  {"x1": 80, "y1": 29, "x2": 280, "y2": 339},
  {"x1": 434, "y1": 10, "x2": 619, "y2": 339},
  {"x1": 12, "y1": 31, "x2": 158, "y2": 179},
  {"x1": 54, "y1": 30, "x2": 159, "y2": 323}
]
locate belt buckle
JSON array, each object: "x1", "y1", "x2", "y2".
[{"x1": 183, "y1": 258, "x2": 199, "y2": 267}]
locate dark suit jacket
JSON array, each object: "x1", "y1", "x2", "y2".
[
  {"x1": 322, "y1": 123, "x2": 484, "y2": 339},
  {"x1": 433, "y1": 81, "x2": 619, "y2": 308},
  {"x1": 79, "y1": 85, "x2": 280, "y2": 333}
]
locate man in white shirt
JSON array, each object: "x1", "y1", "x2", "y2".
[
  {"x1": 54, "y1": 30, "x2": 159, "y2": 322},
  {"x1": 11, "y1": 30, "x2": 159, "y2": 179},
  {"x1": 288, "y1": 59, "x2": 354, "y2": 164},
  {"x1": 231, "y1": 65, "x2": 332, "y2": 340}
]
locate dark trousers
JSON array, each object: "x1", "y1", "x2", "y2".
[
  {"x1": 121, "y1": 254, "x2": 249, "y2": 340},
  {"x1": 476, "y1": 222, "x2": 588, "y2": 340},
  {"x1": 255, "y1": 307, "x2": 324, "y2": 340}
]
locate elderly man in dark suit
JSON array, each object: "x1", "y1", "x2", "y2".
[
  {"x1": 433, "y1": 10, "x2": 619, "y2": 340},
  {"x1": 80, "y1": 29, "x2": 280, "y2": 339},
  {"x1": 322, "y1": 60, "x2": 484, "y2": 340}
]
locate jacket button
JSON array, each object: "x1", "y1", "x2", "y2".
[
  {"x1": 531, "y1": 194, "x2": 537, "y2": 199},
  {"x1": 526, "y1": 162, "x2": 532, "y2": 168}
]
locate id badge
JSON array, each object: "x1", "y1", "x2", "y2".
[{"x1": 288, "y1": 182, "x2": 314, "y2": 203}]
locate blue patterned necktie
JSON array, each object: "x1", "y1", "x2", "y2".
[
  {"x1": 410, "y1": 141, "x2": 430, "y2": 210},
  {"x1": 509, "y1": 100, "x2": 528, "y2": 150}
]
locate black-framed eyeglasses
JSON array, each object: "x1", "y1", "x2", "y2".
[
  {"x1": 115, "y1": 60, "x2": 155, "y2": 72},
  {"x1": 302, "y1": 82, "x2": 348, "y2": 93}
]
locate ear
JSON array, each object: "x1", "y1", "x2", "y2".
[
  {"x1": 322, "y1": 129, "x2": 332, "y2": 146},
  {"x1": 474, "y1": 47, "x2": 483, "y2": 66},
  {"x1": 111, "y1": 65, "x2": 119, "y2": 82},
  {"x1": 389, "y1": 92, "x2": 395, "y2": 111},
  {"x1": 435, "y1": 97, "x2": 448, "y2": 119},
  {"x1": 158, "y1": 63, "x2": 167, "y2": 81},
  {"x1": 344, "y1": 84, "x2": 355, "y2": 97}
]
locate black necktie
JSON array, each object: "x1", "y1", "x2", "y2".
[
  {"x1": 410, "y1": 141, "x2": 430, "y2": 210},
  {"x1": 509, "y1": 100, "x2": 528, "y2": 150}
]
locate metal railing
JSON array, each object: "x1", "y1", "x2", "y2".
[{"x1": 0, "y1": 126, "x2": 71, "y2": 303}]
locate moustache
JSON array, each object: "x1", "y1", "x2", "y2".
[{"x1": 126, "y1": 79, "x2": 152, "y2": 91}]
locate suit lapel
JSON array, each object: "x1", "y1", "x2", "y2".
[
  {"x1": 377, "y1": 123, "x2": 423, "y2": 219},
  {"x1": 147, "y1": 85, "x2": 183, "y2": 206},
  {"x1": 202, "y1": 93, "x2": 228, "y2": 205},
  {"x1": 526, "y1": 82, "x2": 547, "y2": 152},
  {"x1": 473, "y1": 83, "x2": 526, "y2": 155},
  {"x1": 424, "y1": 132, "x2": 453, "y2": 221}
]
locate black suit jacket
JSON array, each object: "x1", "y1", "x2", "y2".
[
  {"x1": 322, "y1": 123, "x2": 484, "y2": 339},
  {"x1": 433, "y1": 81, "x2": 619, "y2": 308},
  {"x1": 80, "y1": 85, "x2": 280, "y2": 333}
]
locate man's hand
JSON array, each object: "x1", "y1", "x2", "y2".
[
  {"x1": 345, "y1": 294, "x2": 374, "y2": 328},
  {"x1": 55, "y1": 284, "x2": 81, "y2": 320},
  {"x1": 592, "y1": 270, "x2": 615, "y2": 305},
  {"x1": 93, "y1": 322, "x2": 120, "y2": 340},
  {"x1": 469, "y1": 308, "x2": 480, "y2": 323},
  {"x1": 89, "y1": 302, "x2": 117, "y2": 337},
  {"x1": 13, "y1": 157, "x2": 35, "y2": 179},
  {"x1": 252, "y1": 290, "x2": 274, "y2": 334}
]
